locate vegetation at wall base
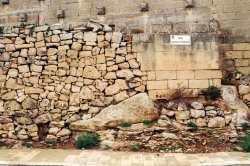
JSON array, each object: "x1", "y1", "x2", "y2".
[
  {"x1": 21, "y1": 141, "x2": 31, "y2": 148},
  {"x1": 237, "y1": 134, "x2": 250, "y2": 152},
  {"x1": 201, "y1": 86, "x2": 221, "y2": 101},
  {"x1": 76, "y1": 133, "x2": 99, "y2": 149},
  {"x1": 241, "y1": 123, "x2": 249, "y2": 131},
  {"x1": 187, "y1": 121, "x2": 198, "y2": 131},
  {"x1": 120, "y1": 122, "x2": 132, "y2": 127},
  {"x1": 46, "y1": 140, "x2": 56, "y2": 146}
]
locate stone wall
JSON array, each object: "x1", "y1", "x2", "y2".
[{"x1": 0, "y1": 22, "x2": 145, "y2": 141}]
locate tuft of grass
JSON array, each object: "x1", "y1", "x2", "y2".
[
  {"x1": 76, "y1": 133, "x2": 99, "y2": 149},
  {"x1": 241, "y1": 123, "x2": 249, "y2": 131},
  {"x1": 46, "y1": 140, "x2": 56, "y2": 146},
  {"x1": 21, "y1": 141, "x2": 31, "y2": 148},
  {"x1": 120, "y1": 122, "x2": 131, "y2": 127},
  {"x1": 158, "y1": 145, "x2": 166, "y2": 152},
  {"x1": 142, "y1": 120, "x2": 152, "y2": 125},
  {"x1": 113, "y1": 134, "x2": 118, "y2": 139},
  {"x1": 201, "y1": 86, "x2": 221, "y2": 101},
  {"x1": 187, "y1": 122, "x2": 198, "y2": 131},
  {"x1": 131, "y1": 143, "x2": 140, "y2": 151},
  {"x1": 0, "y1": 141, "x2": 5, "y2": 147},
  {"x1": 12, "y1": 131, "x2": 18, "y2": 136},
  {"x1": 103, "y1": 144, "x2": 111, "y2": 150},
  {"x1": 237, "y1": 134, "x2": 250, "y2": 152},
  {"x1": 207, "y1": 130, "x2": 213, "y2": 135},
  {"x1": 232, "y1": 147, "x2": 239, "y2": 151}
]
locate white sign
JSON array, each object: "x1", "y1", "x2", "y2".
[{"x1": 170, "y1": 35, "x2": 191, "y2": 45}]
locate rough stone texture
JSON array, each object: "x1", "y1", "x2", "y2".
[
  {"x1": 70, "y1": 93, "x2": 159, "y2": 130},
  {"x1": 208, "y1": 117, "x2": 226, "y2": 128}
]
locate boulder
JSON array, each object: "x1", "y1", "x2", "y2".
[
  {"x1": 22, "y1": 97, "x2": 38, "y2": 109},
  {"x1": 175, "y1": 111, "x2": 190, "y2": 120},
  {"x1": 4, "y1": 100, "x2": 22, "y2": 110},
  {"x1": 190, "y1": 109, "x2": 205, "y2": 118},
  {"x1": 208, "y1": 117, "x2": 225, "y2": 128},
  {"x1": 34, "y1": 113, "x2": 52, "y2": 124},
  {"x1": 191, "y1": 102, "x2": 204, "y2": 110},
  {"x1": 57, "y1": 128, "x2": 71, "y2": 137},
  {"x1": 70, "y1": 93, "x2": 159, "y2": 130}
]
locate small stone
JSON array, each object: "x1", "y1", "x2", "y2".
[{"x1": 191, "y1": 102, "x2": 204, "y2": 110}]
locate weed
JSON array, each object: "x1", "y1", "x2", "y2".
[
  {"x1": 76, "y1": 132, "x2": 99, "y2": 149},
  {"x1": 237, "y1": 134, "x2": 250, "y2": 152},
  {"x1": 187, "y1": 122, "x2": 198, "y2": 131},
  {"x1": 232, "y1": 147, "x2": 239, "y2": 151},
  {"x1": 241, "y1": 123, "x2": 249, "y2": 131},
  {"x1": 142, "y1": 120, "x2": 152, "y2": 125},
  {"x1": 0, "y1": 134, "x2": 2, "y2": 138},
  {"x1": 21, "y1": 141, "x2": 31, "y2": 148},
  {"x1": 46, "y1": 140, "x2": 56, "y2": 146},
  {"x1": 28, "y1": 26, "x2": 36, "y2": 36},
  {"x1": 113, "y1": 134, "x2": 118, "y2": 139},
  {"x1": 207, "y1": 130, "x2": 213, "y2": 135},
  {"x1": 103, "y1": 144, "x2": 110, "y2": 150},
  {"x1": 108, "y1": 127, "x2": 116, "y2": 130},
  {"x1": 168, "y1": 145, "x2": 182, "y2": 152},
  {"x1": 120, "y1": 122, "x2": 131, "y2": 127},
  {"x1": 170, "y1": 83, "x2": 187, "y2": 100},
  {"x1": 45, "y1": 27, "x2": 50, "y2": 36},
  {"x1": 0, "y1": 141, "x2": 5, "y2": 147},
  {"x1": 12, "y1": 131, "x2": 18, "y2": 136},
  {"x1": 158, "y1": 145, "x2": 166, "y2": 152},
  {"x1": 201, "y1": 86, "x2": 221, "y2": 101},
  {"x1": 131, "y1": 143, "x2": 140, "y2": 151},
  {"x1": 57, "y1": 138, "x2": 61, "y2": 143},
  {"x1": 0, "y1": 26, "x2": 4, "y2": 34}
]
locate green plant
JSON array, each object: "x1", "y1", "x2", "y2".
[
  {"x1": 103, "y1": 144, "x2": 110, "y2": 150},
  {"x1": 12, "y1": 131, "x2": 18, "y2": 136},
  {"x1": 237, "y1": 134, "x2": 250, "y2": 152},
  {"x1": 0, "y1": 141, "x2": 5, "y2": 147},
  {"x1": 241, "y1": 123, "x2": 249, "y2": 131},
  {"x1": 0, "y1": 134, "x2": 2, "y2": 138},
  {"x1": 232, "y1": 147, "x2": 239, "y2": 151},
  {"x1": 207, "y1": 130, "x2": 213, "y2": 135},
  {"x1": 46, "y1": 140, "x2": 56, "y2": 146},
  {"x1": 76, "y1": 132, "x2": 99, "y2": 149},
  {"x1": 45, "y1": 27, "x2": 50, "y2": 36},
  {"x1": 142, "y1": 120, "x2": 152, "y2": 125},
  {"x1": 131, "y1": 143, "x2": 140, "y2": 151},
  {"x1": 21, "y1": 141, "x2": 31, "y2": 148},
  {"x1": 57, "y1": 138, "x2": 61, "y2": 143},
  {"x1": 158, "y1": 145, "x2": 166, "y2": 152},
  {"x1": 201, "y1": 86, "x2": 221, "y2": 101},
  {"x1": 28, "y1": 26, "x2": 36, "y2": 36},
  {"x1": 168, "y1": 145, "x2": 182, "y2": 152},
  {"x1": 187, "y1": 122, "x2": 198, "y2": 131},
  {"x1": 120, "y1": 122, "x2": 131, "y2": 127},
  {"x1": 114, "y1": 134, "x2": 118, "y2": 139},
  {"x1": 0, "y1": 26, "x2": 4, "y2": 34}
]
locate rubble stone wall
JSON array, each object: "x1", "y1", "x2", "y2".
[{"x1": 0, "y1": 23, "x2": 145, "y2": 141}]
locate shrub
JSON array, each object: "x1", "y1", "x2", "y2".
[
  {"x1": 237, "y1": 134, "x2": 250, "y2": 152},
  {"x1": 187, "y1": 122, "x2": 198, "y2": 131},
  {"x1": 76, "y1": 133, "x2": 99, "y2": 149},
  {"x1": 46, "y1": 140, "x2": 56, "y2": 146},
  {"x1": 21, "y1": 141, "x2": 31, "y2": 148},
  {"x1": 201, "y1": 86, "x2": 221, "y2": 101},
  {"x1": 131, "y1": 143, "x2": 140, "y2": 151},
  {"x1": 12, "y1": 131, "x2": 18, "y2": 136},
  {"x1": 0, "y1": 141, "x2": 5, "y2": 147},
  {"x1": 241, "y1": 123, "x2": 249, "y2": 131},
  {"x1": 120, "y1": 122, "x2": 131, "y2": 127},
  {"x1": 142, "y1": 120, "x2": 152, "y2": 125}
]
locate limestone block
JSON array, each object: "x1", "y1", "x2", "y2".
[
  {"x1": 5, "y1": 78, "x2": 25, "y2": 90},
  {"x1": 22, "y1": 97, "x2": 38, "y2": 109},
  {"x1": 80, "y1": 86, "x2": 95, "y2": 100},
  {"x1": 195, "y1": 70, "x2": 222, "y2": 79},
  {"x1": 168, "y1": 80, "x2": 188, "y2": 89},
  {"x1": 25, "y1": 87, "x2": 44, "y2": 94},
  {"x1": 107, "y1": 65, "x2": 118, "y2": 72},
  {"x1": 189, "y1": 80, "x2": 209, "y2": 89},
  {"x1": 47, "y1": 92, "x2": 59, "y2": 100},
  {"x1": 31, "y1": 64, "x2": 42, "y2": 72},
  {"x1": 55, "y1": 101, "x2": 68, "y2": 109},
  {"x1": 114, "y1": 91, "x2": 129, "y2": 103},
  {"x1": 71, "y1": 42, "x2": 82, "y2": 51},
  {"x1": 147, "y1": 81, "x2": 168, "y2": 90},
  {"x1": 60, "y1": 33, "x2": 72, "y2": 40},
  {"x1": 2, "y1": 123, "x2": 14, "y2": 131},
  {"x1": 96, "y1": 64, "x2": 106, "y2": 71},
  {"x1": 82, "y1": 66, "x2": 101, "y2": 79},
  {"x1": 175, "y1": 111, "x2": 190, "y2": 120},
  {"x1": 156, "y1": 71, "x2": 176, "y2": 80},
  {"x1": 0, "y1": 52, "x2": 10, "y2": 61},
  {"x1": 51, "y1": 35, "x2": 60, "y2": 42},
  {"x1": 97, "y1": 54, "x2": 106, "y2": 63},
  {"x1": 128, "y1": 59, "x2": 139, "y2": 68},
  {"x1": 208, "y1": 117, "x2": 225, "y2": 128},
  {"x1": 15, "y1": 43, "x2": 34, "y2": 50},
  {"x1": 34, "y1": 113, "x2": 52, "y2": 124},
  {"x1": 28, "y1": 48, "x2": 36, "y2": 56},
  {"x1": 15, "y1": 37, "x2": 25, "y2": 45},
  {"x1": 111, "y1": 32, "x2": 122, "y2": 43},
  {"x1": 116, "y1": 69, "x2": 134, "y2": 79},
  {"x1": 4, "y1": 100, "x2": 22, "y2": 110},
  {"x1": 191, "y1": 102, "x2": 204, "y2": 110},
  {"x1": 116, "y1": 56, "x2": 126, "y2": 63},
  {"x1": 36, "y1": 32, "x2": 44, "y2": 41},
  {"x1": 67, "y1": 50, "x2": 78, "y2": 58},
  {"x1": 190, "y1": 109, "x2": 205, "y2": 118},
  {"x1": 105, "y1": 48, "x2": 116, "y2": 58},
  {"x1": 17, "y1": 117, "x2": 32, "y2": 125},
  {"x1": 5, "y1": 44, "x2": 15, "y2": 52},
  {"x1": 95, "y1": 80, "x2": 108, "y2": 92},
  {"x1": 74, "y1": 32, "x2": 84, "y2": 40},
  {"x1": 104, "y1": 72, "x2": 117, "y2": 79},
  {"x1": 27, "y1": 124, "x2": 38, "y2": 132},
  {"x1": 105, "y1": 84, "x2": 120, "y2": 95},
  {"x1": 58, "y1": 45, "x2": 70, "y2": 51},
  {"x1": 26, "y1": 36, "x2": 36, "y2": 43},
  {"x1": 2, "y1": 91, "x2": 17, "y2": 100},
  {"x1": 65, "y1": 76, "x2": 77, "y2": 83},
  {"x1": 238, "y1": 85, "x2": 250, "y2": 95},
  {"x1": 35, "y1": 40, "x2": 45, "y2": 48},
  {"x1": 84, "y1": 32, "x2": 97, "y2": 42},
  {"x1": 49, "y1": 127, "x2": 59, "y2": 135},
  {"x1": 57, "y1": 128, "x2": 71, "y2": 137},
  {"x1": 8, "y1": 69, "x2": 18, "y2": 77},
  {"x1": 37, "y1": 47, "x2": 47, "y2": 56},
  {"x1": 0, "y1": 75, "x2": 6, "y2": 82},
  {"x1": 196, "y1": 118, "x2": 207, "y2": 127}
]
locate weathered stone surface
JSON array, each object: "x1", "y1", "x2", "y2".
[
  {"x1": 5, "y1": 78, "x2": 25, "y2": 90},
  {"x1": 70, "y1": 93, "x2": 159, "y2": 130},
  {"x1": 22, "y1": 97, "x2": 38, "y2": 109},
  {"x1": 25, "y1": 87, "x2": 44, "y2": 94},
  {"x1": 162, "y1": 133, "x2": 179, "y2": 139},
  {"x1": 190, "y1": 109, "x2": 205, "y2": 118},
  {"x1": 80, "y1": 87, "x2": 95, "y2": 100},
  {"x1": 114, "y1": 91, "x2": 129, "y2": 103},
  {"x1": 27, "y1": 124, "x2": 38, "y2": 132},
  {"x1": 105, "y1": 84, "x2": 120, "y2": 96},
  {"x1": 221, "y1": 86, "x2": 238, "y2": 109},
  {"x1": 175, "y1": 111, "x2": 190, "y2": 120},
  {"x1": 34, "y1": 113, "x2": 52, "y2": 124},
  {"x1": 0, "y1": 52, "x2": 10, "y2": 61},
  {"x1": 2, "y1": 91, "x2": 17, "y2": 100},
  {"x1": 4, "y1": 100, "x2": 22, "y2": 110},
  {"x1": 82, "y1": 66, "x2": 101, "y2": 79},
  {"x1": 116, "y1": 69, "x2": 134, "y2": 79},
  {"x1": 95, "y1": 80, "x2": 108, "y2": 92},
  {"x1": 208, "y1": 117, "x2": 225, "y2": 128},
  {"x1": 17, "y1": 117, "x2": 32, "y2": 125},
  {"x1": 84, "y1": 32, "x2": 97, "y2": 42},
  {"x1": 191, "y1": 102, "x2": 204, "y2": 110},
  {"x1": 196, "y1": 118, "x2": 207, "y2": 127},
  {"x1": 111, "y1": 32, "x2": 122, "y2": 43},
  {"x1": 57, "y1": 128, "x2": 71, "y2": 137}
]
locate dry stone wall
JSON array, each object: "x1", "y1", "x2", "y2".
[{"x1": 0, "y1": 21, "x2": 145, "y2": 141}]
